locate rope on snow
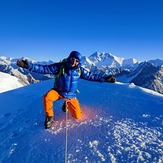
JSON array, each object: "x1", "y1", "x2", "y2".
[{"x1": 64, "y1": 100, "x2": 68, "y2": 163}]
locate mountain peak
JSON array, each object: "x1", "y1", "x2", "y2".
[{"x1": 88, "y1": 52, "x2": 134, "y2": 68}]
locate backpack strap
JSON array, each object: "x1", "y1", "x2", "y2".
[
  {"x1": 77, "y1": 67, "x2": 81, "y2": 77},
  {"x1": 54, "y1": 59, "x2": 66, "y2": 88},
  {"x1": 56, "y1": 59, "x2": 66, "y2": 78}
]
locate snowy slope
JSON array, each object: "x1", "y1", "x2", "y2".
[
  {"x1": 0, "y1": 72, "x2": 23, "y2": 93},
  {"x1": 0, "y1": 79, "x2": 163, "y2": 163}
]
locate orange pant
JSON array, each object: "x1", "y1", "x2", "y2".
[{"x1": 43, "y1": 89, "x2": 82, "y2": 119}]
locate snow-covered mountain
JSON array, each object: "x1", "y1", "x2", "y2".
[
  {"x1": 0, "y1": 78, "x2": 163, "y2": 163},
  {"x1": 1, "y1": 52, "x2": 163, "y2": 94},
  {"x1": 148, "y1": 59, "x2": 163, "y2": 67},
  {"x1": 88, "y1": 52, "x2": 138, "y2": 68},
  {"x1": 0, "y1": 56, "x2": 53, "y2": 85},
  {"x1": 80, "y1": 52, "x2": 163, "y2": 94},
  {"x1": 115, "y1": 61, "x2": 163, "y2": 94}
]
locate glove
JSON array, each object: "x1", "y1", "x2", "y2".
[
  {"x1": 103, "y1": 75, "x2": 116, "y2": 83},
  {"x1": 17, "y1": 59, "x2": 30, "y2": 69}
]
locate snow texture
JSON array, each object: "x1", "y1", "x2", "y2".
[
  {"x1": 0, "y1": 72, "x2": 23, "y2": 93},
  {"x1": 0, "y1": 75, "x2": 163, "y2": 163}
]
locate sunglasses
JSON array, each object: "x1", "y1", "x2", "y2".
[{"x1": 70, "y1": 57, "x2": 79, "y2": 63}]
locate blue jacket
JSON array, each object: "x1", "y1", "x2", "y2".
[{"x1": 28, "y1": 59, "x2": 105, "y2": 98}]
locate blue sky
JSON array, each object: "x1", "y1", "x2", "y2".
[{"x1": 0, "y1": 0, "x2": 163, "y2": 62}]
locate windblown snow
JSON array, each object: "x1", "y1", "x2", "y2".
[{"x1": 0, "y1": 75, "x2": 163, "y2": 163}]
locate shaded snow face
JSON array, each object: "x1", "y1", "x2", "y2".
[{"x1": 0, "y1": 79, "x2": 163, "y2": 163}]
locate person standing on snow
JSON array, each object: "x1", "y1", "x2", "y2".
[{"x1": 17, "y1": 51, "x2": 116, "y2": 129}]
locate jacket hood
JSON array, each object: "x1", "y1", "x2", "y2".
[{"x1": 67, "y1": 51, "x2": 82, "y2": 62}]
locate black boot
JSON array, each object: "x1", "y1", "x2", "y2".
[
  {"x1": 62, "y1": 102, "x2": 68, "y2": 112},
  {"x1": 44, "y1": 116, "x2": 54, "y2": 129}
]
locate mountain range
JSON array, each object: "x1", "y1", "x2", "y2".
[{"x1": 0, "y1": 52, "x2": 163, "y2": 94}]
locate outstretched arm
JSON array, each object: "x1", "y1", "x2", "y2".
[
  {"x1": 17, "y1": 59, "x2": 60, "y2": 75},
  {"x1": 80, "y1": 67, "x2": 116, "y2": 83}
]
